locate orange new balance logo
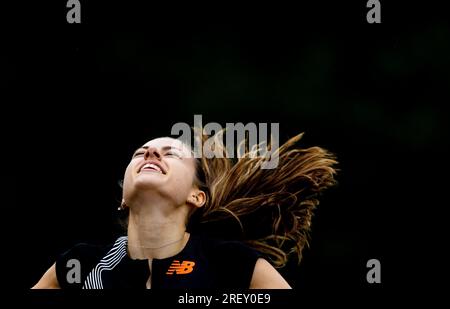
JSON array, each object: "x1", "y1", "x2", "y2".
[{"x1": 166, "y1": 260, "x2": 195, "y2": 275}]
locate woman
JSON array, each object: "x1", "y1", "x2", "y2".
[{"x1": 33, "y1": 131, "x2": 337, "y2": 289}]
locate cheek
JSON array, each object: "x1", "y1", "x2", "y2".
[
  {"x1": 122, "y1": 163, "x2": 134, "y2": 194},
  {"x1": 170, "y1": 164, "x2": 196, "y2": 192},
  {"x1": 173, "y1": 175, "x2": 193, "y2": 191}
]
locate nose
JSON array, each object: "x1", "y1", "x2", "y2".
[{"x1": 144, "y1": 147, "x2": 162, "y2": 160}]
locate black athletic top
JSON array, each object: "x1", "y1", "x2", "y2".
[{"x1": 55, "y1": 234, "x2": 260, "y2": 289}]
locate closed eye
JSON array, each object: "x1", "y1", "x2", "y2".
[
  {"x1": 133, "y1": 151, "x2": 145, "y2": 158},
  {"x1": 165, "y1": 151, "x2": 181, "y2": 158}
]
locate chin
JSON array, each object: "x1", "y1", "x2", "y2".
[{"x1": 133, "y1": 173, "x2": 165, "y2": 188}]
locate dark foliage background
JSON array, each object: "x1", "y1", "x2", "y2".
[{"x1": 6, "y1": 1, "x2": 448, "y2": 297}]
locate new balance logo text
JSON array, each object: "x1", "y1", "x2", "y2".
[{"x1": 166, "y1": 260, "x2": 195, "y2": 275}]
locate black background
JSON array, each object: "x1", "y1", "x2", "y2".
[{"x1": 6, "y1": 0, "x2": 449, "y2": 298}]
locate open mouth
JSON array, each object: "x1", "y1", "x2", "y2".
[{"x1": 139, "y1": 162, "x2": 165, "y2": 174}]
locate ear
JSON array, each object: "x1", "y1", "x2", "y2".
[
  {"x1": 187, "y1": 189, "x2": 206, "y2": 208},
  {"x1": 118, "y1": 199, "x2": 128, "y2": 210}
]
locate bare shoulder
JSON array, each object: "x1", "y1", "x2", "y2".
[
  {"x1": 32, "y1": 263, "x2": 60, "y2": 289},
  {"x1": 249, "y1": 258, "x2": 292, "y2": 289}
]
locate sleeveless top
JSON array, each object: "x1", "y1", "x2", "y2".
[{"x1": 55, "y1": 234, "x2": 260, "y2": 289}]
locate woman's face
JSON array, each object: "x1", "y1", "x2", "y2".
[{"x1": 123, "y1": 137, "x2": 198, "y2": 208}]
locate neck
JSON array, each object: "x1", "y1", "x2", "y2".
[{"x1": 127, "y1": 194, "x2": 190, "y2": 260}]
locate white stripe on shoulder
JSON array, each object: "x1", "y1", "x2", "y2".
[{"x1": 82, "y1": 236, "x2": 128, "y2": 289}]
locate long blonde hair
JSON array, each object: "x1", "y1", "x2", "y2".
[{"x1": 190, "y1": 131, "x2": 338, "y2": 268}]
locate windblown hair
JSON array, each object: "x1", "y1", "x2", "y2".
[{"x1": 189, "y1": 131, "x2": 338, "y2": 268}]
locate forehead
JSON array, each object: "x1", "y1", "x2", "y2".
[{"x1": 142, "y1": 137, "x2": 190, "y2": 151}]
